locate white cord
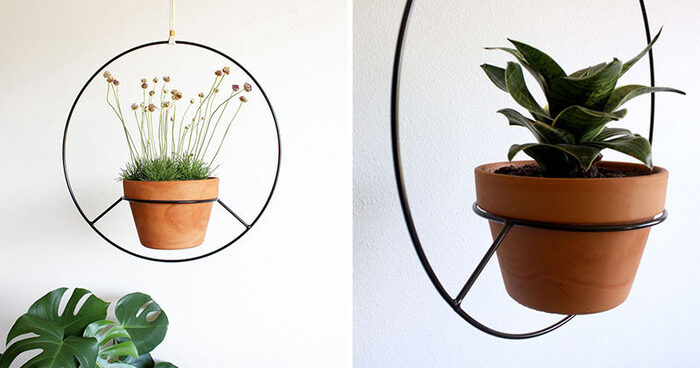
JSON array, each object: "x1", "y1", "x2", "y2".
[{"x1": 168, "y1": 0, "x2": 176, "y2": 45}]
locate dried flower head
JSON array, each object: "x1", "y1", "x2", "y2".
[
  {"x1": 103, "y1": 71, "x2": 113, "y2": 79},
  {"x1": 198, "y1": 92, "x2": 205, "y2": 98},
  {"x1": 141, "y1": 82, "x2": 148, "y2": 89},
  {"x1": 149, "y1": 90, "x2": 155, "y2": 96},
  {"x1": 240, "y1": 96, "x2": 248, "y2": 103},
  {"x1": 163, "y1": 76, "x2": 171, "y2": 82},
  {"x1": 148, "y1": 103, "x2": 157, "y2": 112},
  {"x1": 106, "y1": 76, "x2": 114, "y2": 83},
  {"x1": 215, "y1": 70, "x2": 223, "y2": 76},
  {"x1": 131, "y1": 103, "x2": 139, "y2": 110},
  {"x1": 190, "y1": 98, "x2": 195, "y2": 104},
  {"x1": 244, "y1": 83, "x2": 253, "y2": 92},
  {"x1": 232, "y1": 84, "x2": 240, "y2": 91},
  {"x1": 112, "y1": 79, "x2": 120, "y2": 86},
  {"x1": 222, "y1": 66, "x2": 230, "y2": 75},
  {"x1": 171, "y1": 89, "x2": 183, "y2": 100},
  {"x1": 141, "y1": 78, "x2": 147, "y2": 83},
  {"x1": 153, "y1": 77, "x2": 159, "y2": 83},
  {"x1": 213, "y1": 88, "x2": 219, "y2": 93},
  {"x1": 162, "y1": 101, "x2": 171, "y2": 108}
]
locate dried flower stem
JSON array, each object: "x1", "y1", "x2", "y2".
[{"x1": 103, "y1": 68, "x2": 252, "y2": 180}]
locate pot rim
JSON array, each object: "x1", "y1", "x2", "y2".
[
  {"x1": 475, "y1": 161, "x2": 667, "y2": 182},
  {"x1": 122, "y1": 177, "x2": 220, "y2": 184}
]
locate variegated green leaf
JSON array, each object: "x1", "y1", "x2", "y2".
[
  {"x1": 480, "y1": 64, "x2": 507, "y2": 92},
  {"x1": 585, "y1": 133, "x2": 653, "y2": 168},
  {"x1": 505, "y1": 62, "x2": 549, "y2": 121},
  {"x1": 508, "y1": 39, "x2": 566, "y2": 92},
  {"x1": 604, "y1": 84, "x2": 685, "y2": 112},
  {"x1": 552, "y1": 105, "x2": 627, "y2": 141},
  {"x1": 498, "y1": 108, "x2": 573, "y2": 144},
  {"x1": 549, "y1": 59, "x2": 622, "y2": 116},
  {"x1": 485, "y1": 46, "x2": 548, "y2": 94},
  {"x1": 591, "y1": 127, "x2": 633, "y2": 141},
  {"x1": 568, "y1": 62, "x2": 607, "y2": 78},
  {"x1": 622, "y1": 29, "x2": 662, "y2": 76}
]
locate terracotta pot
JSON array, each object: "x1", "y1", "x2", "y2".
[
  {"x1": 474, "y1": 161, "x2": 668, "y2": 315},
  {"x1": 123, "y1": 178, "x2": 219, "y2": 250}
]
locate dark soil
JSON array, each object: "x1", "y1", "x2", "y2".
[{"x1": 494, "y1": 164, "x2": 652, "y2": 178}]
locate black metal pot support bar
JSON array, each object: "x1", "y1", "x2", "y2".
[
  {"x1": 390, "y1": 0, "x2": 666, "y2": 339},
  {"x1": 63, "y1": 41, "x2": 281, "y2": 263}
]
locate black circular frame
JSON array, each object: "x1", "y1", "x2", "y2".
[
  {"x1": 391, "y1": 0, "x2": 665, "y2": 339},
  {"x1": 63, "y1": 40, "x2": 281, "y2": 263}
]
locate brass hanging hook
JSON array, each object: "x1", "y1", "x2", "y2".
[{"x1": 168, "y1": 0, "x2": 176, "y2": 45}]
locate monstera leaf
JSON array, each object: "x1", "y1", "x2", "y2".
[
  {"x1": 117, "y1": 354, "x2": 177, "y2": 368},
  {"x1": 115, "y1": 293, "x2": 169, "y2": 355},
  {"x1": 120, "y1": 353, "x2": 155, "y2": 368},
  {"x1": 0, "y1": 288, "x2": 108, "y2": 368},
  {"x1": 84, "y1": 320, "x2": 139, "y2": 368}
]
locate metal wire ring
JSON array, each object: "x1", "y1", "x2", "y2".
[
  {"x1": 62, "y1": 40, "x2": 281, "y2": 263},
  {"x1": 391, "y1": 0, "x2": 658, "y2": 339}
]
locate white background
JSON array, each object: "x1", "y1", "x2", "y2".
[
  {"x1": 355, "y1": 0, "x2": 700, "y2": 367},
  {"x1": 0, "y1": 0, "x2": 351, "y2": 367}
]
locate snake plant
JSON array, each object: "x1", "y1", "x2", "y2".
[{"x1": 481, "y1": 29, "x2": 684, "y2": 176}]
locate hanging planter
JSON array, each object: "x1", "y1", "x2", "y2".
[
  {"x1": 475, "y1": 31, "x2": 684, "y2": 314},
  {"x1": 103, "y1": 70, "x2": 254, "y2": 250},
  {"x1": 475, "y1": 161, "x2": 667, "y2": 313}
]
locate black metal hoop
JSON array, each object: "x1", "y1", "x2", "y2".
[
  {"x1": 391, "y1": 0, "x2": 661, "y2": 339},
  {"x1": 63, "y1": 40, "x2": 281, "y2": 263}
]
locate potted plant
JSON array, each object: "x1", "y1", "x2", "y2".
[
  {"x1": 0, "y1": 288, "x2": 177, "y2": 368},
  {"x1": 477, "y1": 30, "x2": 684, "y2": 314},
  {"x1": 102, "y1": 68, "x2": 252, "y2": 250}
]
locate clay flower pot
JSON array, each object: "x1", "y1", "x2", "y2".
[
  {"x1": 474, "y1": 161, "x2": 668, "y2": 315},
  {"x1": 123, "y1": 178, "x2": 219, "y2": 250}
]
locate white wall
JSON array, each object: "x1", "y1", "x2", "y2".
[
  {"x1": 0, "y1": 0, "x2": 351, "y2": 367},
  {"x1": 354, "y1": 0, "x2": 700, "y2": 367}
]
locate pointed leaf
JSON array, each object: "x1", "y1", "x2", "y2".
[
  {"x1": 497, "y1": 108, "x2": 573, "y2": 144},
  {"x1": 622, "y1": 28, "x2": 662, "y2": 75},
  {"x1": 505, "y1": 62, "x2": 549, "y2": 120},
  {"x1": 549, "y1": 59, "x2": 623, "y2": 115},
  {"x1": 485, "y1": 46, "x2": 548, "y2": 94},
  {"x1": 0, "y1": 314, "x2": 99, "y2": 368},
  {"x1": 508, "y1": 39, "x2": 566, "y2": 91},
  {"x1": 569, "y1": 62, "x2": 607, "y2": 78},
  {"x1": 552, "y1": 105, "x2": 627, "y2": 141},
  {"x1": 116, "y1": 293, "x2": 169, "y2": 355},
  {"x1": 604, "y1": 84, "x2": 686, "y2": 112},
  {"x1": 481, "y1": 64, "x2": 508, "y2": 92},
  {"x1": 592, "y1": 127, "x2": 633, "y2": 141},
  {"x1": 585, "y1": 133, "x2": 653, "y2": 168}
]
